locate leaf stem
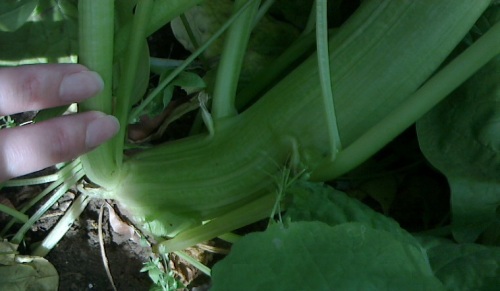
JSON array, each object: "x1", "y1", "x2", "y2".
[
  {"x1": 0, "y1": 204, "x2": 28, "y2": 224},
  {"x1": 253, "y1": 0, "x2": 275, "y2": 27},
  {"x1": 11, "y1": 164, "x2": 85, "y2": 244},
  {"x1": 114, "y1": 0, "x2": 154, "y2": 164},
  {"x1": 316, "y1": 0, "x2": 342, "y2": 159},
  {"x1": 173, "y1": 250, "x2": 211, "y2": 276},
  {"x1": 155, "y1": 193, "x2": 276, "y2": 253},
  {"x1": 32, "y1": 194, "x2": 91, "y2": 257},
  {"x1": 212, "y1": 0, "x2": 261, "y2": 121},
  {"x1": 0, "y1": 160, "x2": 81, "y2": 237},
  {"x1": 0, "y1": 173, "x2": 59, "y2": 187},
  {"x1": 312, "y1": 20, "x2": 500, "y2": 181},
  {"x1": 78, "y1": 0, "x2": 118, "y2": 188}
]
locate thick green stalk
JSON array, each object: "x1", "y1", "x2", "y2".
[
  {"x1": 78, "y1": 0, "x2": 118, "y2": 188},
  {"x1": 212, "y1": 0, "x2": 261, "y2": 121},
  {"x1": 108, "y1": 0, "x2": 490, "y2": 237}
]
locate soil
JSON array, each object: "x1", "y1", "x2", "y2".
[
  {"x1": 43, "y1": 199, "x2": 152, "y2": 291},
  {"x1": 0, "y1": 183, "x2": 153, "y2": 290}
]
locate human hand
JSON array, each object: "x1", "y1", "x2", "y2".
[{"x1": 0, "y1": 64, "x2": 119, "y2": 182}]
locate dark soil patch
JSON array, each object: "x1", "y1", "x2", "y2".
[{"x1": 44, "y1": 199, "x2": 152, "y2": 290}]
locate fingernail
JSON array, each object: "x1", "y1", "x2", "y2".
[
  {"x1": 59, "y1": 71, "x2": 104, "y2": 102},
  {"x1": 85, "y1": 114, "x2": 120, "y2": 149}
]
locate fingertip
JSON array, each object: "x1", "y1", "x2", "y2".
[
  {"x1": 85, "y1": 114, "x2": 120, "y2": 149},
  {"x1": 59, "y1": 70, "x2": 104, "y2": 103}
]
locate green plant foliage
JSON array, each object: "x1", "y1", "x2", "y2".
[
  {"x1": 284, "y1": 180, "x2": 420, "y2": 248},
  {"x1": 171, "y1": 0, "x2": 300, "y2": 84},
  {"x1": 141, "y1": 256, "x2": 184, "y2": 291},
  {"x1": 417, "y1": 236, "x2": 500, "y2": 290},
  {"x1": 211, "y1": 221, "x2": 444, "y2": 290},
  {"x1": 0, "y1": 240, "x2": 58, "y2": 291},
  {"x1": 0, "y1": 0, "x2": 38, "y2": 32},
  {"x1": 135, "y1": 70, "x2": 206, "y2": 121},
  {"x1": 416, "y1": 7, "x2": 500, "y2": 243},
  {"x1": 2, "y1": 0, "x2": 500, "y2": 288},
  {"x1": 0, "y1": 0, "x2": 77, "y2": 64},
  {"x1": 449, "y1": 178, "x2": 500, "y2": 243},
  {"x1": 268, "y1": 0, "x2": 314, "y2": 29},
  {"x1": 0, "y1": 115, "x2": 16, "y2": 129}
]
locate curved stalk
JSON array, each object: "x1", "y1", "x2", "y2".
[{"x1": 212, "y1": 0, "x2": 261, "y2": 121}]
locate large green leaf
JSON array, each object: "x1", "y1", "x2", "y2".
[
  {"x1": 417, "y1": 236, "x2": 500, "y2": 290},
  {"x1": 449, "y1": 178, "x2": 500, "y2": 243},
  {"x1": 0, "y1": 240, "x2": 58, "y2": 291},
  {"x1": 0, "y1": 257, "x2": 59, "y2": 291},
  {"x1": 211, "y1": 222, "x2": 444, "y2": 290},
  {"x1": 416, "y1": 6, "x2": 500, "y2": 243},
  {"x1": 284, "y1": 180, "x2": 420, "y2": 248}
]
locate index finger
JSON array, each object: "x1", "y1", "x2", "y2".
[{"x1": 0, "y1": 64, "x2": 103, "y2": 116}]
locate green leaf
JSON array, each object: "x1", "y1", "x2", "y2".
[
  {"x1": 0, "y1": 240, "x2": 58, "y2": 290},
  {"x1": 134, "y1": 70, "x2": 205, "y2": 121},
  {"x1": 417, "y1": 236, "x2": 500, "y2": 290},
  {"x1": 211, "y1": 222, "x2": 444, "y2": 290},
  {"x1": 34, "y1": 105, "x2": 70, "y2": 123},
  {"x1": 416, "y1": 7, "x2": 500, "y2": 243},
  {"x1": 172, "y1": 71, "x2": 206, "y2": 94},
  {"x1": 449, "y1": 178, "x2": 500, "y2": 243},
  {"x1": 0, "y1": 0, "x2": 38, "y2": 32},
  {"x1": 285, "y1": 180, "x2": 420, "y2": 248},
  {"x1": 0, "y1": 240, "x2": 17, "y2": 265}
]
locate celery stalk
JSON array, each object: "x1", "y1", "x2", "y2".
[
  {"x1": 102, "y1": 0, "x2": 491, "y2": 239},
  {"x1": 212, "y1": 0, "x2": 261, "y2": 121},
  {"x1": 78, "y1": 0, "x2": 119, "y2": 188}
]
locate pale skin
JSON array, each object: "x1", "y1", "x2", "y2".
[{"x1": 0, "y1": 64, "x2": 119, "y2": 182}]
